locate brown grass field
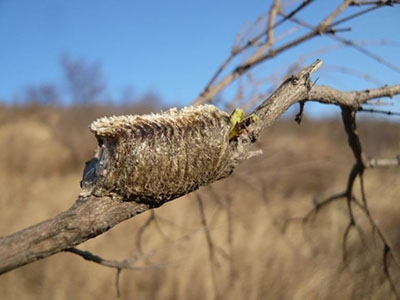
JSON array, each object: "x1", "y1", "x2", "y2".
[{"x1": 0, "y1": 105, "x2": 399, "y2": 300}]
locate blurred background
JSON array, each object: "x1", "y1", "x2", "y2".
[{"x1": 0, "y1": 1, "x2": 400, "y2": 299}]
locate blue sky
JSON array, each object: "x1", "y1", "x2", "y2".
[{"x1": 0, "y1": 0, "x2": 399, "y2": 112}]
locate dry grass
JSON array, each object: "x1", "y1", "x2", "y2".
[{"x1": 0, "y1": 105, "x2": 399, "y2": 300}]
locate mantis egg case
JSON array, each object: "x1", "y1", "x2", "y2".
[{"x1": 84, "y1": 105, "x2": 236, "y2": 204}]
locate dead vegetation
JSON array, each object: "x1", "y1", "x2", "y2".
[{"x1": 0, "y1": 105, "x2": 399, "y2": 300}]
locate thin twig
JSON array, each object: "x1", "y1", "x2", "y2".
[
  {"x1": 284, "y1": 13, "x2": 400, "y2": 74},
  {"x1": 330, "y1": 5, "x2": 381, "y2": 27},
  {"x1": 196, "y1": 194, "x2": 219, "y2": 300},
  {"x1": 194, "y1": 0, "x2": 349, "y2": 105},
  {"x1": 350, "y1": 0, "x2": 398, "y2": 6},
  {"x1": 225, "y1": 189, "x2": 234, "y2": 284},
  {"x1": 115, "y1": 269, "x2": 122, "y2": 298},
  {"x1": 136, "y1": 211, "x2": 155, "y2": 256},
  {"x1": 358, "y1": 106, "x2": 400, "y2": 117},
  {"x1": 283, "y1": 192, "x2": 347, "y2": 233},
  {"x1": 266, "y1": 0, "x2": 281, "y2": 46},
  {"x1": 65, "y1": 247, "x2": 168, "y2": 271}
]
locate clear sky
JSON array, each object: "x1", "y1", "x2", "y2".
[{"x1": 0, "y1": 0, "x2": 399, "y2": 112}]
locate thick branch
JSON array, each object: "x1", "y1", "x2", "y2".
[{"x1": 0, "y1": 195, "x2": 149, "y2": 274}]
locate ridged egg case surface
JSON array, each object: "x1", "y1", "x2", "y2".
[{"x1": 89, "y1": 105, "x2": 235, "y2": 203}]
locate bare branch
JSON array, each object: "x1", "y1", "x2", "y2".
[
  {"x1": 136, "y1": 211, "x2": 156, "y2": 256},
  {"x1": 284, "y1": 13, "x2": 400, "y2": 74},
  {"x1": 282, "y1": 192, "x2": 347, "y2": 233},
  {"x1": 266, "y1": 0, "x2": 281, "y2": 46},
  {"x1": 65, "y1": 247, "x2": 165, "y2": 271},
  {"x1": 308, "y1": 84, "x2": 400, "y2": 108},
  {"x1": 196, "y1": 194, "x2": 219, "y2": 299},
  {"x1": 350, "y1": 0, "x2": 398, "y2": 6},
  {"x1": 358, "y1": 106, "x2": 400, "y2": 116},
  {"x1": 330, "y1": 5, "x2": 380, "y2": 27},
  {"x1": 368, "y1": 157, "x2": 400, "y2": 167},
  {"x1": 194, "y1": 0, "x2": 358, "y2": 105},
  {"x1": 202, "y1": 0, "x2": 314, "y2": 95},
  {"x1": 341, "y1": 107, "x2": 367, "y2": 166},
  {"x1": 318, "y1": 0, "x2": 352, "y2": 31},
  {"x1": 246, "y1": 59, "x2": 323, "y2": 137},
  {"x1": 0, "y1": 196, "x2": 150, "y2": 274}
]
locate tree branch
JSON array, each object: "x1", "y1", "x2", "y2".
[
  {"x1": 0, "y1": 60, "x2": 320, "y2": 275},
  {"x1": 193, "y1": 0, "x2": 356, "y2": 105},
  {"x1": 0, "y1": 195, "x2": 149, "y2": 274},
  {"x1": 65, "y1": 246, "x2": 168, "y2": 271},
  {"x1": 1, "y1": 59, "x2": 399, "y2": 277},
  {"x1": 308, "y1": 84, "x2": 400, "y2": 108}
]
